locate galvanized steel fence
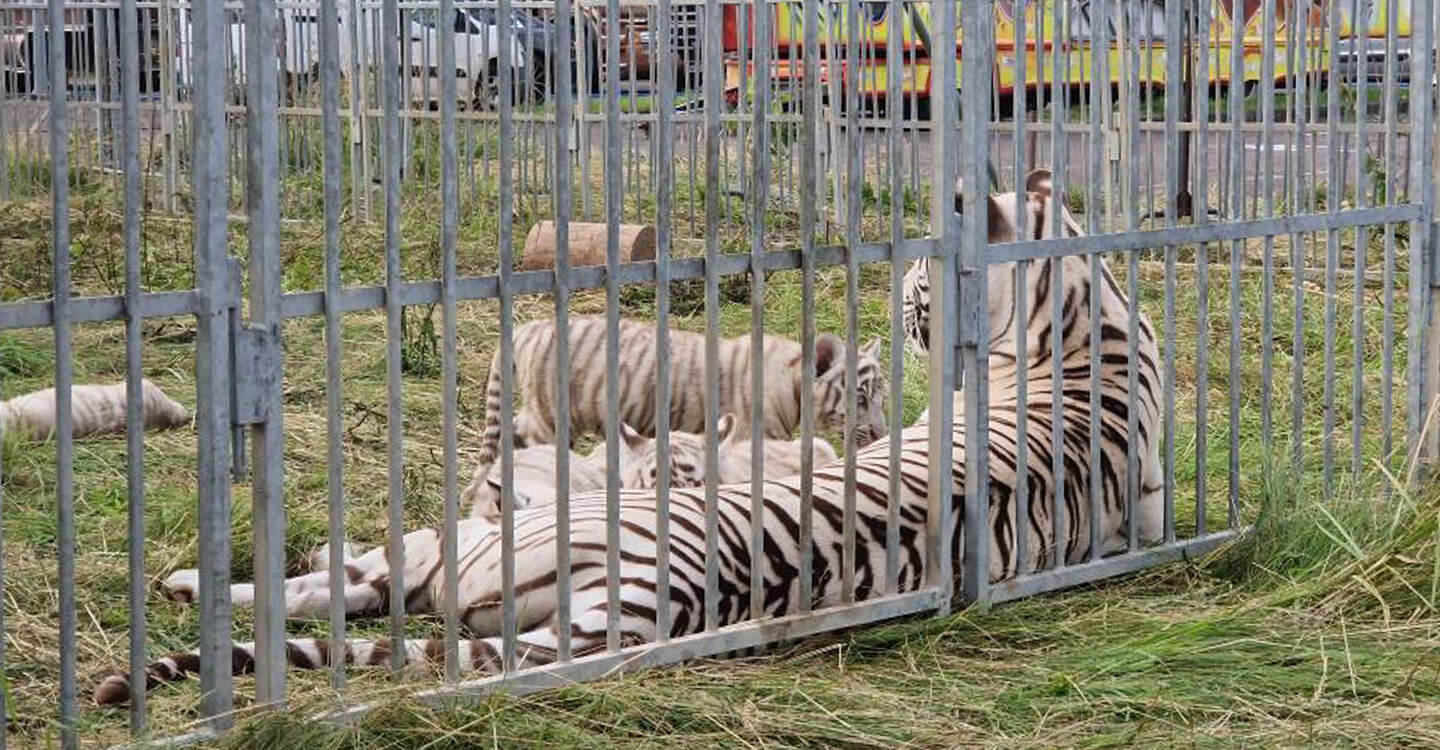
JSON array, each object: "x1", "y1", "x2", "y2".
[{"x1": 0, "y1": 0, "x2": 1437, "y2": 745}]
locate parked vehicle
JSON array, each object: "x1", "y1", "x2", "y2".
[
  {"x1": 174, "y1": 5, "x2": 532, "y2": 109},
  {"x1": 1, "y1": 7, "x2": 163, "y2": 96}
]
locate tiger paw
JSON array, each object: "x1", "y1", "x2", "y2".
[{"x1": 161, "y1": 569, "x2": 200, "y2": 603}]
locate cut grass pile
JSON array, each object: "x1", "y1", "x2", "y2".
[{"x1": 0, "y1": 154, "x2": 1431, "y2": 747}]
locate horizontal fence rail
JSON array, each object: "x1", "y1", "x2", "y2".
[{"x1": 0, "y1": 0, "x2": 1435, "y2": 746}]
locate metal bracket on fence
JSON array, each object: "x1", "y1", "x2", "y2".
[
  {"x1": 233, "y1": 325, "x2": 281, "y2": 426},
  {"x1": 1430, "y1": 221, "x2": 1440, "y2": 288}
]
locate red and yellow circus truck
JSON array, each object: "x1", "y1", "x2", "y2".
[{"x1": 721, "y1": 0, "x2": 1414, "y2": 109}]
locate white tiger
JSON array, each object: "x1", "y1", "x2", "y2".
[
  {"x1": 460, "y1": 317, "x2": 887, "y2": 512},
  {"x1": 93, "y1": 169, "x2": 1164, "y2": 704},
  {"x1": 0, "y1": 379, "x2": 189, "y2": 441},
  {"x1": 614, "y1": 412, "x2": 840, "y2": 490},
  {"x1": 308, "y1": 417, "x2": 836, "y2": 573}
]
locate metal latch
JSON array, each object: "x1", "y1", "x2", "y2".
[{"x1": 233, "y1": 324, "x2": 281, "y2": 425}]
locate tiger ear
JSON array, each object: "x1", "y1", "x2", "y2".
[
  {"x1": 1025, "y1": 168, "x2": 1054, "y2": 198},
  {"x1": 619, "y1": 422, "x2": 649, "y2": 452},
  {"x1": 715, "y1": 413, "x2": 737, "y2": 446},
  {"x1": 986, "y1": 195, "x2": 1023, "y2": 243},
  {"x1": 814, "y1": 334, "x2": 841, "y2": 376}
]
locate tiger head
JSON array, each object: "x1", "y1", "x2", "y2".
[
  {"x1": 905, "y1": 167, "x2": 1082, "y2": 357},
  {"x1": 811, "y1": 334, "x2": 887, "y2": 447},
  {"x1": 616, "y1": 414, "x2": 737, "y2": 490}
]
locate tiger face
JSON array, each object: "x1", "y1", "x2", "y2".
[
  {"x1": 903, "y1": 167, "x2": 1080, "y2": 358},
  {"x1": 811, "y1": 335, "x2": 887, "y2": 447},
  {"x1": 616, "y1": 415, "x2": 735, "y2": 490}
]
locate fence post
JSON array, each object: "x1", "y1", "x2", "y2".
[
  {"x1": 1411, "y1": 0, "x2": 1437, "y2": 465},
  {"x1": 926, "y1": 0, "x2": 959, "y2": 617},
  {"x1": 959, "y1": 0, "x2": 993, "y2": 610},
  {"x1": 191, "y1": 0, "x2": 236, "y2": 728},
  {"x1": 244, "y1": 0, "x2": 288, "y2": 709}
]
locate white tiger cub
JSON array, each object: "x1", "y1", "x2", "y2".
[
  {"x1": 306, "y1": 418, "x2": 834, "y2": 573},
  {"x1": 464, "y1": 443, "x2": 608, "y2": 523},
  {"x1": 616, "y1": 413, "x2": 839, "y2": 490},
  {"x1": 461, "y1": 316, "x2": 886, "y2": 512},
  {"x1": 302, "y1": 441, "x2": 608, "y2": 574},
  {"x1": 0, "y1": 379, "x2": 189, "y2": 441}
]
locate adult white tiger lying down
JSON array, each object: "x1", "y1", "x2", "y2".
[
  {"x1": 460, "y1": 315, "x2": 886, "y2": 513},
  {"x1": 93, "y1": 168, "x2": 1163, "y2": 706},
  {"x1": 0, "y1": 379, "x2": 189, "y2": 441}
]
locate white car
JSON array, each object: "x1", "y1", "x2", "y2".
[{"x1": 404, "y1": 7, "x2": 537, "y2": 109}]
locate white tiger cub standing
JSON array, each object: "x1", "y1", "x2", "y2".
[
  {"x1": 615, "y1": 412, "x2": 839, "y2": 489},
  {"x1": 94, "y1": 170, "x2": 1166, "y2": 705},
  {"x1": 459, "y1": 316, "x2": 887, "y2": 512},
  {"x1": 0, "y1": 379, "x2": 189, "y2": 441}
]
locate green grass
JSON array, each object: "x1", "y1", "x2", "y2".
[{"x1": 0, "y1": 145, "x2": 1433, "y2": 747}]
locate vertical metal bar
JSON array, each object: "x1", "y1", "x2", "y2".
[
  {"x1": 603, "y1": 0, "x2": 623, "y2": 653},
  {"x1": 380, "y1": 0, "x2": 406, "y2": 673},
  {"x1": 1049, "y1": 0, "x2": 1070, "y2": 563},
  {"x1": 1411, "y1": 0, "x2": 1438, "y2": 463},
  {"x1": 245, "y1": 0, "x2": 287, "y2": 707},
  {"x1": 960, "y1": 0, "x2": 993, "y2": 606},
  {"x1": 0, "y1": 7, "x2": 8, "y2": 203},
  {"x1": 1195, "y1": 0, "x2": 1211, "y2": 536},
  {"x1": 1291, "y1": 0, "x2": 1310, "y2": 480},
  {"x1": 1013, "y1": 0, "x2": 1036, "y2": 564},
  {"x1": 497, "y1": 0, "x2": 519, "y2": 675},
  {"x1": 750, "y1": 0, "x2": 771, "y2": 618},
  {"x1": 576, "y1": 2, "x2": 590, "y2": 221},
  {"x1": 120, "y1": 0, "x2": 148, "y2": 733},
  {"x1": 319, "y1": 0, "x2": 347, "y2": 696},
  {"x1": 347, "y1": 0, "x2": 365, "y2": 221},
  {"x1": 798, "y1": 0, "x2": 819, "y2": 613},
  {"x1": 191, "y1": 0, "x2": 234, "y2": 727},
  {"x1": 1011, "y1": 0, "x2": 1031, "y2": 573},
  {"x1": 50, "y1": 4, "x2": 77, "y2": 739},
  {"x1": 1162, "y1": 0, "x2": 1180, "y2": 545},
  {"x1": 1322, "y1": 0, "x2": 1342, "y2": 498},
  {"x1": 841, "y1": 0, "x2": 861, "y2": 605},
  {"x1": 654, "y1": 0, "x2": 675, "y2": 640},
  {"x1": 928, "y1": 0, "x2": 958, "y2": 615},
  {"x1": 1123, "y1": 0, "x2": 1141, "y2": 553},
  {"x1": 1380, "y1": 0, "x2": 1398, "y2": 468},
  {"x1": 439, "y1": 0, "x2": 461, "y2": 685},
  {"x1": 1086, "y1": 0, "x2": 1107, "y2": 560},
  {"x1": 1259, "y1": 0, "x2": 1278, "y2": 457},
  {"x1": 702, "y1": 0, "x2": 722, "y2": 631},
  {"x1": 1350, "y1": 0, "x2": 1371, "y2": 482},
  {"x1": 1227, "y1": 0, "x2": 1244, "y2": 529},
  {"x1": 552, "y1": 0, "x2": 575, "y2": 664},
  {"x1": 885, "y1": 0, "x2": 905, "y2": 593}
]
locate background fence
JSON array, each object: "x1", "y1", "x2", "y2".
[{"x1": 0, "y1": 0, "x2": 1437, "y2": 746}]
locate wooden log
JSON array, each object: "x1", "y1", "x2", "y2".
[{"x1": 520, "y1": 221, "x2": 657, "y2": 271}]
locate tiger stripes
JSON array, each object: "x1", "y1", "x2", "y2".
[{"x1": 93, "y1": 168, "x2": 1163, "y2": 705}]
